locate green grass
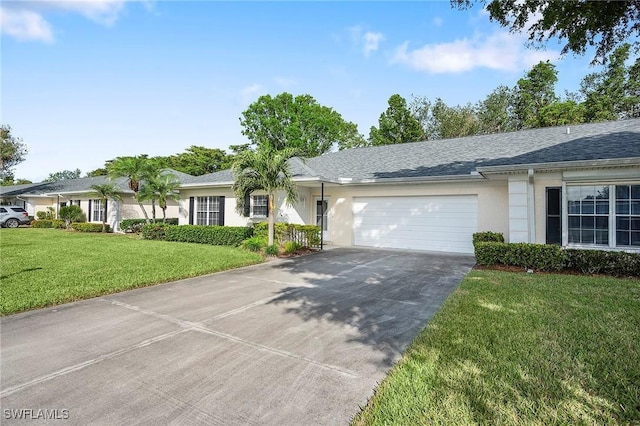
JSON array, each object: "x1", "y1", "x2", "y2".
[
  {"x1": 0, "y1": 228, "x2": 262, "y2": 315},
  {"x1": 353, "y1": 270, "x2": 640, "y2": 425}
]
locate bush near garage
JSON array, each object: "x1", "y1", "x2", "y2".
[
  {"x1": 253, "y1": 222, "x2": 321, "y2": 248},
  {"x1": 472, "y1": 232, "x2": 640, "y2": 277}
]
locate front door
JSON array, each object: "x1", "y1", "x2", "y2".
[{"x1": 315, "y1": 198, "x2": 329, "y2": 241}]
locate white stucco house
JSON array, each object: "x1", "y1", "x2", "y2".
[
  {"x1": 177, "y1": 119, "x2": 640, "y2": 254},
  {"x1": 0, "y1": 171, "x2": 191, "y2": 231},
  {"x1": 1, "y1": 119, "x2": 638, "y2": 254}
]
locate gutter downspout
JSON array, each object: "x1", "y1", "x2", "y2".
[{"x1": 527, "y1": 169, "x2": 536, "y2": 243}]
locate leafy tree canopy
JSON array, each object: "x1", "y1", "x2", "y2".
[
  {"x1": 0, "y1": 125, "x2": 28, "y2": 183},
  {"x1": 368, "y1": 94, "x2": 425, "y2": 146},
  {"x1": 453, "y1": 0, "x2": 640, "y2": 64},
  {"x1": 43, "y1": 168, "x2": 82, "y2": 182},
  {"x1": 240, "y1": 92, "x2": 365, "y2": 157},
  {"x1": 514, "y1": 61, "x2": 559, "y2": 128},
  {"x1": 163, "y1": 145, "x2": 231, "y2": 176}
]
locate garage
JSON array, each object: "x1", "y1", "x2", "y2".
[{"x1": 352, "y1": 195, "x2": 478, "y2": 254}]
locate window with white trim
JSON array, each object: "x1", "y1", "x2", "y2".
[
  {"x1": 196, "y1": 196, "x2": 220, "y2": 225},
  {"x1": 567, "y1": 185, "x2": 609, "y2": 245},
  {"x1": 566, "y1": 184, "x2": 640, "y2": 248},
  {"x1": 615, "y1": 184, "x2": 640, "y2": 247},
  {"x1": 251, "y1": 195, "x2": 268, "y2": 218},
  {"x1": 92, "y1": 199, "x2": 104, "y2": 223}
]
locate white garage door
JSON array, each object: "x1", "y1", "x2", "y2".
[{"x1": 353, "y1": 195, "x2": 478, "y2": 254}]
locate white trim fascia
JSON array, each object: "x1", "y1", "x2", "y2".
[
  {"x1": 477, "y1": 157, "x2": 640, "y2": 175},
  {"x1": 335, "y1": 174, "x2": 486, "y2": 186}
]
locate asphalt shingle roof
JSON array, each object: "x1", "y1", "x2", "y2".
[{"x1": 304, "y1": 119, "x2": 640, "y2": 181}]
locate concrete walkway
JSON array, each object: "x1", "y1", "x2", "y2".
[{"x1": 0, "y1": 248, "x2": 475, "y2": 425}]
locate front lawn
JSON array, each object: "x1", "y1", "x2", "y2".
[
  {"x1": 0, "y1": 228, "x2": 262, "y2": 315},
  {"x1": 353, "y1": 270, "x2": 640, "y2": 425}
]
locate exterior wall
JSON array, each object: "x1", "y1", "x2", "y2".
[
  {"x1": 314, "y1": 180, "x2": 509, "y2": 247},
  {"x1": 533, "y1": 172, "x2": 563, "y2": 244},
  {"x1": 178, "y1": 187, "x2": 310, "y2": 227},
  {"x1": 508, "y1": 178, "x2": 529, "y2": 243},
  {"x1": 30, "y1": 198, "x2": 56, "y2": 217}
]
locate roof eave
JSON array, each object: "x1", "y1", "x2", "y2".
[
  {"x1": 477, "y1": 157, "x2": 640, "y2": 175},
  {"x1": 336, "y1": 173, "x2": 485, "y2": 186}
]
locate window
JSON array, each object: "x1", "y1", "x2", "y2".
[
  {"x1": 615, "y1": 185, "x2": 640, "y2": 247},
  {"x1": 0, "y1": 208, "x2": 6, "y2": 213},
  {"x1": 567, "y1": 186, "x2": 609, "y2": 245},
  {"x1": 546, "y1": 188, "x2": 561, "y2": 245},
  {"x1": 251, "y1": 195, "x2": 268, "y2": 218},
  {"x1": 92, "y1": 199, "x2": 104, "y2": 222},
  {"x1": 196, "y1": 196, "x2": 222, "y2": 225}
]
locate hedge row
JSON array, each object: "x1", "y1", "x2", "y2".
[
  {"x1": 142, "y1": 224, "x2": 253, "y2": 246},
  {"x1": 120, "y1": 218, "x2": 178, "y2": 233},
  {"x1": 31, "y1": 220, "x2": 65, "y2": 229},
  {"x1": 253, "y1": 222, "x2": 321, "y2": 247},
  {"x1": 473, "y1": 232, "x2": 640, "y2": 277},
  {"x1": 70, "y1": 223, "x2": 110, "y2": 233}
]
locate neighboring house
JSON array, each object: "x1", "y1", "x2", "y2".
[
  {"x1": 178, "y1": 119, "x2": 640, "y2": 254},
  {"x1": 0, "y1": 170, "x2": 191, "y2": 231}
]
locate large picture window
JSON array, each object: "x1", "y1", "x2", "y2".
[
  {"x1": 196, "y1": 196, "x2": 222, "y2": 225},
  {"x1": 566, "y1": 184, "x2": 640, "y2": 248},
  {"x1": 615, "y1": 185, "x2": 640, "y2": 247}
]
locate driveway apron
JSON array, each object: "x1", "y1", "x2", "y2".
[{"x1": 0, "y1": 248, "x2": 475, "y2": 425}]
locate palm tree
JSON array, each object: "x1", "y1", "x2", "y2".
[
  {"x1": 89, "y1": 183, "x2": 122, "y2": 232},
  {"x1": 140, "y1": 173, "x2": 181, "y2": 223},
  {"x1": 232, "y1": 146, "x2": 299, "y2": 246},
  {"x1": 107, "y1": 156, "x2": 152, "y2": 223}
]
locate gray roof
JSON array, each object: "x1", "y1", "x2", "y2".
[
  {"x1": 305, "y1": 118, "x2": 640, "y2": 181},
  {"x1": 0, "y1": 169, "x2": 194, "y2": 197}
]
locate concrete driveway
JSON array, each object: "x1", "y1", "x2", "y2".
[{"x1": 1, "y1": 248, "x2": 474, "y2": 425}]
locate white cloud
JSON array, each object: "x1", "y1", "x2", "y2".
[
  {"x1": 0, "y1": 8, "x2": 53, "y2": 42},
  {"x1": 239, "y1": 83, "x2": 264, "y2": 105},
  {"x1": 0, "y1": 0, "x2": 141, "y2": 42},
  {"x1": 392, "y1": 30, "x2": 559, "y2": 74},
  {"x1": 348, "y1": 25, "x2": 384, "y2": 57},
  {"x1": 363, "y1": 31, "x2": 384, "y2": 57}
]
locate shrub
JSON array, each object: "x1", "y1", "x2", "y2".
[
  {"x1": 70, "y1": 222, "x2": 109, "y2": 233},
  {"x1": 265, "y1": 244, "x2": 280, "y2": 256},
  {"x1": 475, "y1": 242, "x2": 567, "y2": 271},
  {"x1": 59, "y1": 205, "x2": 86, "y2": 229},
  {"x1": 31, "y1": 219, "x2": 65, "y2": 229},
  {"x1": 472, "y1": 231, "x2": 505, "y2": 245},
  {"x1": 35, "y1": 211, "x2": 47, "y2": 220},
  {"x1": 284, "y1": 240, "x2": 302, "y2": 254},
  {"x1": 120, "y1": 218, "x2": 179, "y2": 233},
  {"x1": 165, "y1": 225, "x2": 253, "y2": 246},
  {"x1": 241, "y1": 236, "x2": 267, "y2": 252},
  {"x1": 253, "y1": 222, "x2": 321, "y2": 247},
  {"x1": 141, "y1": 223, "x2": 169, "y2": 240},
  {"x1": 566, "y1": 249, "x2": 640, "y2": 277}
]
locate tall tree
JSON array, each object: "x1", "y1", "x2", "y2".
[
  {"x1": 368, "y1": 94, "x2": 424, "y2": 146},
  {"x1": 240, "y1": 92, "x2": 364, "y2": 157},
  {"x1": 453, "y1": 0, "x2": 640, "y2": 64},
  {"x1": 0, "y1": 125, "x2": 28, "y2": 184},
  {"x1": 107, "y1": 156, "x2": 153, "y2": 223},
  {"x1": 626, "y1": 58, "x2": 640, "y2": 119},
  {"x1": 514, "y1": 61, "x2": 558, "y2": 129},
  {"x1": 90, "y1": 183, "x2": 122, "y2": 232},
  {"x1": 43, "y1": 168, "x2": 82, "y2": 182},
  {"x1": 582, "y1": 44, "x2": 635, "y2": 121},
  {"x1": 476, "y1": 85, "x2": 517, "y2": 134},
  {"x1": 538, "y1": 101, "x2": 586, "y2": 127},
  {"x1": 164, "y1": 146, "x2": 231, "y2": 176},
  {"x1": 428, "y1": 99, "x2": 479, "y2": 139},
  {"x1": 232, "y1": 146, "x2": 298, "y2": 246},
  {"x1": 139, "y1": 173, "x2": 181, "y2": 223}
]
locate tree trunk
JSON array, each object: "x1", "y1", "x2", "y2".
[
  {"x1": 151, "y1": 200, "x2": 157, "y2": 222},
  {"x1": 102, "y1": 200, "x2": 107, "y2": 232},
  {"x1": 162, "y1": 206, "x2": 167, "y2": 224},
  {"x1": 268, "y1": 193, "x2": 275, "y2": 246},
  {"x1": 136, "y1": 195, "x2": 150, "y2": 224}
]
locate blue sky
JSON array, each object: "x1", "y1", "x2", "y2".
[{"x1": 1, "y1": 1, "x2": 603, "y2": 181}]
